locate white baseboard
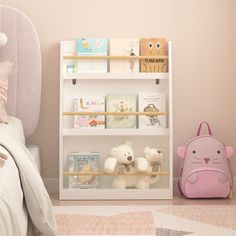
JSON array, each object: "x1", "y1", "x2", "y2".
[{"x1": 43, "y1": 177, "x2": 236, "y2": 195}]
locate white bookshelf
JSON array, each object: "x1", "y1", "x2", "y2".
[{"x1": 59, "y1": 40, "x2": 173, "y2": 200}]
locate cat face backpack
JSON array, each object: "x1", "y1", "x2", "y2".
[{"x1": 177, "y1": 122, "x2": 234, "y2": 198}]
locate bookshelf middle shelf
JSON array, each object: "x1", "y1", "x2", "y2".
[{"x1": 63, "y1": 72, "x2": 169, "y2": 80}]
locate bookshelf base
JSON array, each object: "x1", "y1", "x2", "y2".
[{"x1": 59, "y1": 188, "x2": 173, "y2": 200}]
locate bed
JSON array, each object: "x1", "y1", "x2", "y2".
[{"x1": 0, "y1": 5, "x2": 56, "y2": 236}]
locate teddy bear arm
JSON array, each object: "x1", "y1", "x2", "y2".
[
  {"x1": 104, "y1": 157, "x2": 117, "y2": 173},
  {"x1": 135, "y1": 157, "x2": 148, "y2": 172}
]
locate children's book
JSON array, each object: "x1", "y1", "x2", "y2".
[
  {"x1": 110, "y1": 38, "x2": 139, "y2": 73},
  {"x1": 139, "y1": 93, "x2": 166, "y2": 129},
  {"x1": 106, "y1": 94, "x2": 137, "y2": 129},
  {"x1": 77, "y1": 38, "x2": 108, "y2": 73},
  {"x1": 140, "y1": 38, "x2": 168, "y2": 73},
  {"x1": 73, "y1": 96, "x2": 105, "y2": 129},
  {"x1": 68, "y1": 152, "x2": 99, "y2": 189},
  {"x1": 62, "y1": 41, "x2": 77, "y2": 78}
]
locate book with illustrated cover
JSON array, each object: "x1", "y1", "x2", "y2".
[
  {"x1": 68, "y1": 152, "x2": 99, "y2": 189},
  {"x1": 62, "y1": 41, "x2": 77, "y2": 78},
  {"x1": 73, "y1": 96, "x2": 105, "y2": 129},
  {"x1": 140, "y1": 38, "x2": 168, "y2": 73},
  {"x1": 139, "y1": 93, "x2": 166, "y2": 129},
  {"x1": 110, "y1": 38, "x2": 139, "y2": 73},
  {"x1": 77, "y1": 38, "x2": 108, "y2": 73},
  {"x1": 106, "y1": 94, "x2": 137, "y2": 129}
]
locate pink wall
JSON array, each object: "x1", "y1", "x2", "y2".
[{"x1": 1, "y1": 0, "x2": 235, "y2": 180}]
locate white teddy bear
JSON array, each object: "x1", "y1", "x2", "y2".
[
  {"x1": 104, "y1": 141, "x2": 148, "y2": 189},
  {"x1": 133, "y1": 146, "x2": 163, "y2": 189}
]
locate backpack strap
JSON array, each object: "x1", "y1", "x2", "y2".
[{"x1": 196, "y1": 122, "x2": 212, "y2": 136}]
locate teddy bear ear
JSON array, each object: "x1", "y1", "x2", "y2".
[
  {"x1": 125, "y1": 140, "x2": 133, "y2": 147},
  {"x1": 110, "y1": 147, "x2": 117, "y2": 156},
  {"x1": 144, "y1": 146, "x2": 150, "y2": 154}
]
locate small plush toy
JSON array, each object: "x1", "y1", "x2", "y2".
[
  {"x1": 135, "y1": 146, "x2": 163, "y2": 189},
  {"x1": 104, "y1": 141, "x2": 148, "y2": 189}
]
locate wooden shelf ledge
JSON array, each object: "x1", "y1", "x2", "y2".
[
  {"x1": 63, "y1": 171, "x2": 169, "y2": 176},
  {"x1": 63, "y1": 111, "x2": 168, "y2": 116}
]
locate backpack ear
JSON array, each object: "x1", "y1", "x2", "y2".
[
  {"x1": 177, "y1": 146, "x2": 186, "y2": 159},
  {"x1": 226, "y1": 146, "x2": 234, "y2": 159}
]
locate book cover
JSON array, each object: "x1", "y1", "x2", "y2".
[
  {"x1": 106, "y1": 94, "x2": 137, "y2": 129},
  {"x1": 139, "y1": 93, "x2": 166, "y2": 129},
  {"x1": 62, "y1": 40, "x2": 76, "y2": 56},
  {"x1": 62, "y1": 41, "x2": 78, "y2": 78},
  {"x1": 140, "y1": 38, "x2": 168, "y2": 73},
  {"x1": 73, "y1": 96, "x2": 105, "y2": 129},
  {"x1": 77, "y1": 38, "x2": 108, "y2": 73},
  {"x1": 68, "y1": 152, "x2": 99, "y2": 189},
  {"x1": 110, "y1": 38, "x2": 139, "y2": 73}
]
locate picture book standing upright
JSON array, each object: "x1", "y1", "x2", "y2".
[
  {"x1": 106, "y1": 94, "x2": 137, "y2": 129},
  {"x1": 62, "y1": 41, "x2": 78, "y2": 78},
  {"x1": 110, "y1": 38, "x2": 139, "y2": 73},
  {"x1": 73, "y1": 96, "x2": 105, "y2": 129},
  {"x1": 77, "y1": 38, "x2": 108, "y2": 73},
  {"x1": 140, "y1": 38, "x2": 168, "y2": 73},
  {"x1": 139, "y1": 93, "x2": 166, "y2": 129}
]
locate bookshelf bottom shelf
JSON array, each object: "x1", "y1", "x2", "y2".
[{"x1": 59, "y1": 188, "x2": 173, "y2": 200}]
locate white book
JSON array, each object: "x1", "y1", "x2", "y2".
[
  {"x1": 139, "y1": 93, "x2": 166, "y2": 129},
  {"x1": 62, "y1": 41, "x2": 77, "y2": 78},
  {"x1": 110, "y1": 38, "x2": 139, "y2": 73},
  {"x1": 73, "y1": 96, "x2": 105, "y2": 129}
]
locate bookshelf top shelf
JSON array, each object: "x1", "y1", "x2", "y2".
[{"x1": 63, "y1": 55, "x2": 168, "y2": 60}]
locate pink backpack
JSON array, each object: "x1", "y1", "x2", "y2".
[{"x1": 177, "y1": 122, "x2": 234, "y2": 198}]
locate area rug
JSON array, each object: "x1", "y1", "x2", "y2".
[{"x1": 54, "y1": 205, "x2": 236, "y2": 236}]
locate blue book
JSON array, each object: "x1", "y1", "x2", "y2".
[
  {"x1": 77, "y1": 38, "x2": 108, "y2": 54},
  {"x1": 76, "y1": 38, "x2": 108, "y2": 73},
  {"x1": 68, "y1": 152, "x2": 99, "y2": 189}
]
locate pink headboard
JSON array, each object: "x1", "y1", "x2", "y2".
[{"x1": 0, "y1": 5, "x2": 41, "y2": 137}]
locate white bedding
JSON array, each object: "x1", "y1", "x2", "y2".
[
  {"x1": 0, "y1": 117, "x2": 56, "y2": 236},
  {"x1": 0, "y1": 116, "x2": 25, "y2": 144},
  {"x1": 0, "y1": 147, "x2": 28, "y2": 236}
]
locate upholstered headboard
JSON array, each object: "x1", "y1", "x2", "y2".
[{"x1": 0, "y1": 5, "x2": 41, "y2": 137}]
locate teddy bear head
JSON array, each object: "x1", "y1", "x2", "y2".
[
  {"x1": 144, "y1": 146, "x2": 163, "y2": 162},
  {"x1": 111, "y1": 141, "x2": 134, "y2": 164}
]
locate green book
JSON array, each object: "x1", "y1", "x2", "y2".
[{"x1": 106, "y1": 94, "x2": 137, "y2": 129}]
